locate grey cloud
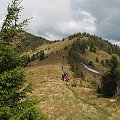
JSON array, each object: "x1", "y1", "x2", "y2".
[
  {"x1": 72, "y1": 0, "x2": 120, "y2": 40},
  {"x1": 21, "y1": 0, "x2": 96, "y2": 40},
  {"x1": 1, "y1": 0, "x2": 120, "y2": 41},
  {"x1": 0, "y1": 0, "x2": 96, "y2": 40}
]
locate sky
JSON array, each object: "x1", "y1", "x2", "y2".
[{"x1": 0, "y1": 0, "x2": 120, "y2": 42}]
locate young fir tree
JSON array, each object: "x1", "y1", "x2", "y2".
[
  {"x1": 0, "y1": 0, "x2": 48, "y2": 119},
  {"x1": 96, "y1": 57, "x2": 99, "y2": 63},
  {"x1": 100, "y1": 56, "x2": 120, "y2": 97},
  {"x1": 101, "y1": 60, "x2": 105, "y2": 66},
  {"x1": 39, "y1": 50, "x2": 46, "y2": 61}
]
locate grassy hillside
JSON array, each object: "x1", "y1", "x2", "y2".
[
  {"x1": 23, "y1": 32, "x2": 120, "y2": 119},
  {"x1": 25, "y1": 51, "x2": 120, "y2": 120},
  {"x1": 23, "y1": 32, "x2": 120, "y2": 83},
  {"x1": 15, "y1": 32, "x2": 52, "y2": 53}
]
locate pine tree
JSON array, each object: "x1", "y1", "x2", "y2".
[
  {"x1": 101, "y1": 60, "x2": 104, "y2": 66},
  {"x1": 96, "y1": 57, "x2": 99, "y2": 63},
  {"x1": 39, "y1": 50, "x2": 46, "y2": 61},
  {"x1": 100, "y1": 56, "x2": 120, "y2": 97},
  {"x1": 0, "y1": 0, "x2": 48, "y2": 119}
]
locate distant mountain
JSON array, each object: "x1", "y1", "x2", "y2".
[
  {"x1": 66, "y1": 32, "x2": 120, "y2": 80},
  {"x1": 26, "y1": 32, "x2": 120, "y2": 66},
  {"x1": 16, "y1": 32, "x2": 52, "y2": 53},
  {"x1": 67, "y1": 32, "x2": 120, "y2": 56}
]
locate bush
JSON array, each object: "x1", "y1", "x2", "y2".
[{"x1": 64, "y1": 46, "x2": 68, "y2": 50}]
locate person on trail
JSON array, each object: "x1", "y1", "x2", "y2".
[
  {"x1": 62, "y1": 71, "x2": 67, "y2": 81},
  {"x1": 64, "y1": 71, "x2": 67, "y2": 78}
]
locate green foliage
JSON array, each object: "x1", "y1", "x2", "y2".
[
  {"x1": 29, "y1": 50, "x2": 47, "y2": 62},
  {"x1": 89, "y1": 61, "x2": 94, "y2": 67},
  {"x1": 9, "y1": 99, "x2": 49, "y2": 120},
  {"x1": 99, "y1": 56, "x2": 120, "y2": 97},
  {"x1": 39, "y1": 50, "x2": 46, "y2": 61},
  {"x1": 71, "y1": 32, "x2": 120, "y2": 56},
  {"x1": 89, "y1": 42, "x2": 96, "y2": 53},
  {"x1": 0, "y1": 44, "x2": 26, "y2": 73},
  {"x1": 88, "y1": 36, "x2": 120, "y2": 56},
  {"x1": 20, "y1": 55, "x2": 31, "y2": 67},
  {"x1": 64, "y1": 46, "x2": 68, "y2": 50},
  {"x1": 71, "y1": 40, "x2": 88, "y2": 54},
  {"x1": 66, "y1": 32, "x2": 120, "y2": 57},
  {"x1": 30, "y1": 53, "x2": 36, "y2": 61},
  {"x1": 15, "y1": 33, "x2": 51, "y2": 53},
  {"x1": 105, "y1": 59, "x2": 111, "y2": 67},
  {"x1": 0, "y1": 0, "x2": 49, "y2": 119},
  {"x1": 0, "y1": 44, "x2": 42, "y2": 119},
  {"x1": 96, "y1": 57, "x2": 99, "y2": 63},
  {"x1": 68, "y1": 32, "x2": 81, "y2": 40},
  {"x1": 0, "y1": 68, "x2": 26, "y2": 105},
  {"x1": 68, "y1": 51, "x2": 84, "y2": 79},
  {"x1": 71, "y1": 63, "x2": 84, "y2": 79},
  {"x1": 90, "y1": 81, "x2": 98, "y2": 89},
  {"x1": 68, "y1": 40, "x2": 87, "y2": 79},
  {"x1": 0, "y1": 0, "x2": 29, "y2": 44},
  {"x1": 101, "y1": 60, "x2": 105, "y2": 66}
]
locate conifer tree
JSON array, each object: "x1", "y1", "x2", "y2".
[
  {"x1": 39, "y1": 50, "x2": 46, "y2": 61},
  {"x1": 100, "y1": 56, "x2": 120, "y2": 97},
  {"x1": 96, "y1": 57, "x2": 99, "y2": 63},
  {"x1": 0, "y1": 0, "x2": 48, "y2": 119}
]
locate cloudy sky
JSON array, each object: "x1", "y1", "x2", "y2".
[{"x1": 0, "y1": 0, "x2": 120, "y2": 42}]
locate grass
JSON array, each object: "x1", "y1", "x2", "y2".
[
  {"x1": 24, "y1": 51, "x2": 120, "y2": 120},
  {"x1": 24, "y1": 38, "x2": 120, "y2": 120}
]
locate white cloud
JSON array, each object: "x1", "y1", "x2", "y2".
[
  {"x1": 1, "y1": 0, "x2": 120, "y2": 41},
  {"x1": 20, "y1": 0, "x2": 96, "y2": 40},
  {"x1": 109, "y1": 39, "x2": 120, "y2": 46},
  {"x1": 75, "y1": 0, "x2": 120, "y2": 40},
  {"x1": 0, "y1": 18, "x2": 4, "y2": 29},
  {"x1": 0, "y1": 0, "x2": 98, "y2": 40}
]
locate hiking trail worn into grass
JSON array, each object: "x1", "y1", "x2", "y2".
[{"x1": 26, "y1": 53, "x2": 120, "y2": 120}]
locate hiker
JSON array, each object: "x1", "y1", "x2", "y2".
[{"x1": 62, "y1": 71, "x2": 67, "y2": 81}]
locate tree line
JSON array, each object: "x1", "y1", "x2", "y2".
[
  {"x1": 67, "y1": 32, "x2": 120, "y2": 56},
  {"x1": 68, "y1": 37, "x2": 120, "y2": 98}
]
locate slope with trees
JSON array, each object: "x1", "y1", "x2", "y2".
[{"x1": 16, "y1": 32, "x2": 52, "y2": 53}]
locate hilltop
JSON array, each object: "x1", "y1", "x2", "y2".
[
  {"x1": 24, "y1": 32, "x2": 120, "y2": 119},
  {"x1": 15, "y1": 32, "x2": 53, "y2": 53}
]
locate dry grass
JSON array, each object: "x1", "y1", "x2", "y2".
[
  {"x1": 24, "y1": 51, "x2": 120, "y2": 120},
  {"x1": 23, "y1": 38, "x2": 120, "y2": 120}
]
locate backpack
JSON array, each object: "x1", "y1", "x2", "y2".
[{"x1": 66, "y1": 74, "x2": 70, "y2": 81}]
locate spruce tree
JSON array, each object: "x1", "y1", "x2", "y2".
[
  {"x1": 100, "y1": 56, "x2": 120, "y2": 97},
  {"x1": 39, "y1": 50, "x2": 46, "y2": 61},
  {"x1": 0, "y1": 0, "x2": 48, "y2": 119},
  {"x1": 96, "y1": 57, "x2": 99, "y2": 63}
]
